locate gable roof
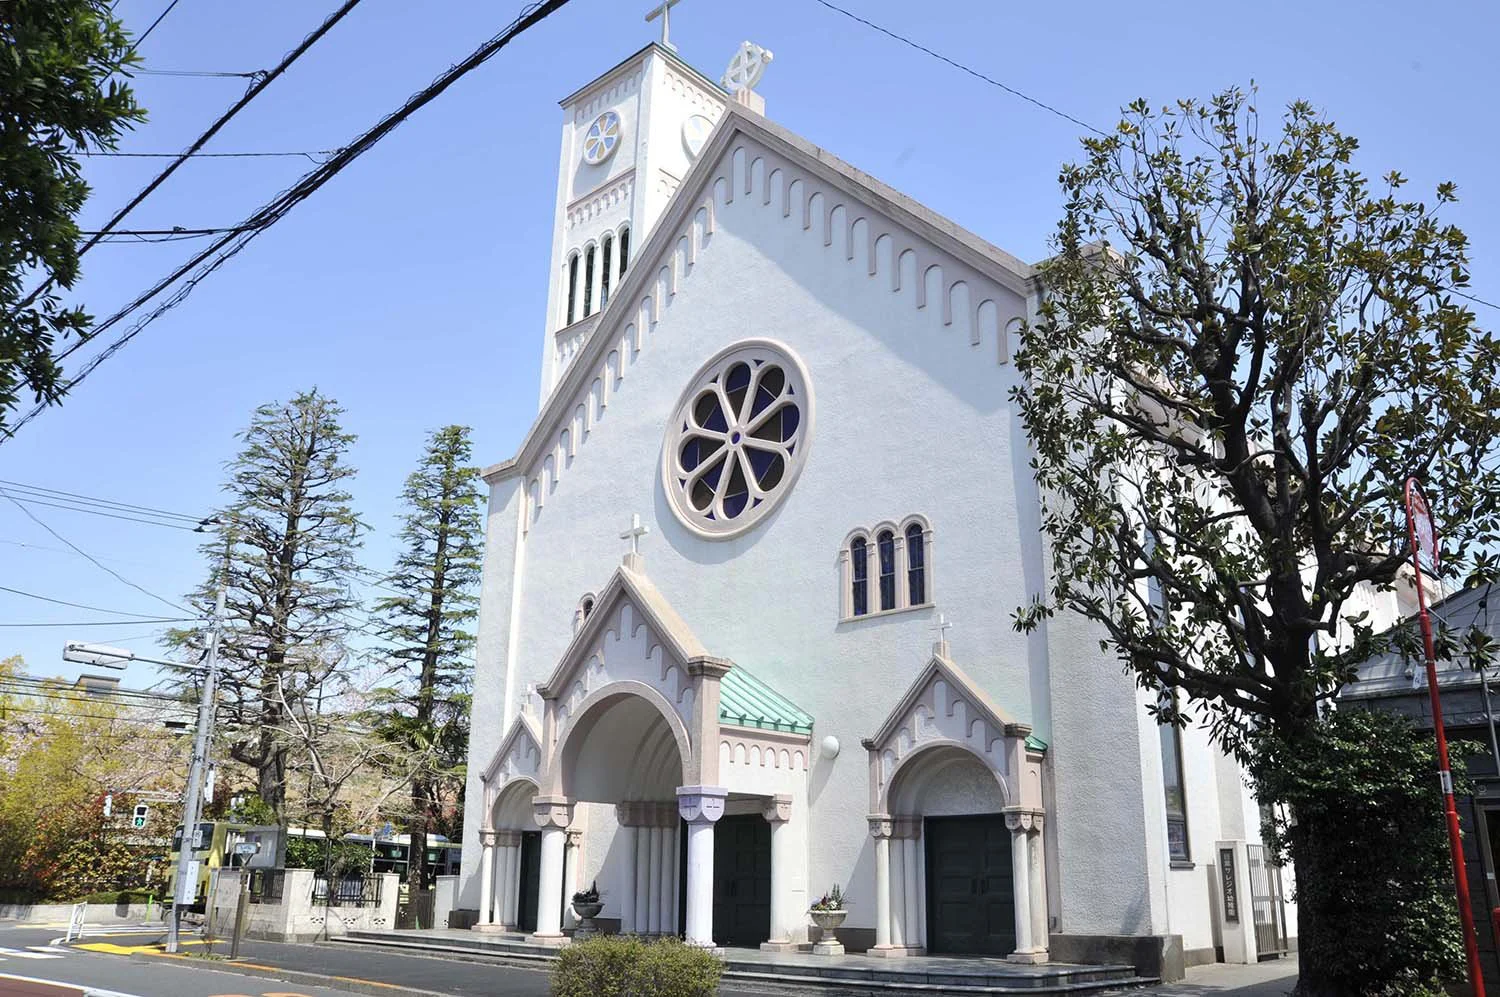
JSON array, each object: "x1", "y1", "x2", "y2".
[
  {"x1": 480, "y1": 711, "x2": 542, "y2": 785},
  {"x1": 866, "y1": 650, "x2": 1026, "y2": 751},
  {"x1": 483, "y1": 103, "x2": 1037, "y2": 483},
  {"x1": 720, "y1": 666, "x2": 814, "y2": 735}
]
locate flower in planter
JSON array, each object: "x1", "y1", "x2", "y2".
[
  {"x1": 809, "y1": 884, "x2": 848, "y2": 911},
  {"x1": 571, "y1": 880, "x2": 602, "y2": 906}
]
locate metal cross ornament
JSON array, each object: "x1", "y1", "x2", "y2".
[
  {"x1": 721, "y1": 40, "x2": 774, "y2": 94},
  {"x1": 645, "y1": 0, "x2": 682, "y2": 51},
  {"x1": 930, "y1": 614, "x2": 953, "y2": 640},
  {"x1": 621, "y1": 513, "x2": 650, "y2": 555}
]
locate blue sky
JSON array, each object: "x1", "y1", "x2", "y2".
[{"x1": 3, "y1": 0, "x2": 1497, "y2": 689}]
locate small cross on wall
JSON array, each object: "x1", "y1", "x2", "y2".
[
  {"x1": 644, "y1": 0, "x2": 682, "y2": 51},
  {"x1": 621, "y1": 513, "x2": 650, "y2": 556},
  {"x1": 931, "y1": 613, "x2": 953, "y2": 653}
]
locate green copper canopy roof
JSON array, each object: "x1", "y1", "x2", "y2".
[
  {"x1": 719, "y1": 666, "x2": 814, "y2": 736},
  {"x1": 1025, "y1": 733, "x2": 1048, "y2": 752}
]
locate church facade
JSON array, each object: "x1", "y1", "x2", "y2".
[{"x1": 458, "y1": 38, "x2": 1294, "y2": 974}]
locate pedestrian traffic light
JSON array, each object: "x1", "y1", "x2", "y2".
[{"x1": 132, "y1": 804, "x2": 149, "y2": 829}]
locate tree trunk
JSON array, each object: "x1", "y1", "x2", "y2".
[{"x1": 1287, "y1": 809, "x2": 1345, "y2": 997}]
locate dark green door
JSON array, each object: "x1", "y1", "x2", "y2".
[
  {"x1": 925, "y1": 815, "x2": 1015, "y2": 955},
  {"x1": 517, "y1": 831, "x2": 541, "y2": 933},
  {"x1": 712, "y1": 814, "x2": 771, "y2": 947}
]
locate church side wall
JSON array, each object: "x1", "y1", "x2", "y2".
[{"x1": 458, "y1": 476, "x2": 524, "y2": 911}]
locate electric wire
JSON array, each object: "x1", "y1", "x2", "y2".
[
  {"x1": 0, "y1": 478, "x2": 202, "y2": 522},
  {"x1": 124, "y1": 0, "x2": 185, "y2": 59},
  {"x1": 0, "y1": 486, "x2": 196, "y2": 615},
  {"x1": 1, "y1": 0, "x2": 573, "y2": 442},
  {"x1": 9, "y1": 0, "x2": 366, "y2": 317},
  {"x1": 807, "y1": 0, "x2": 1105, "y2": 137},
  {"x1": 0, "y1": 583, "x2": 185, "y2": 619},
  {"x1": 1, "y1": 495, "x2": 201, "y2": 531},
  {"x1": 79, "y1": 150, "x2": 334, "y2": 161},
  {"x1": 132, "y1": 68, "x2": 267, "y2": 79},
  {"x1": 0, "y1": 618, "x2": 194, "y2": 628}
]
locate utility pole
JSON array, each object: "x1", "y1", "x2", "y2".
[{"x1": 165, "y1": 578, "x2": 226, "y2": 953}]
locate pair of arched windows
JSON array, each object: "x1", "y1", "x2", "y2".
[
  {"x1": 565, "y1": 225, "x2": 632, "y2": 326},
  {"x1": 842, "y1": 517, "x2": 931, "y2": 620}
]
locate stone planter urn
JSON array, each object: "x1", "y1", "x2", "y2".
[
  {"x1": 572, "y1": 901, "x2": 604, "y2": 939},
  {"x1": 809, "y1": 910, "x2": 846, "y2": 956}
]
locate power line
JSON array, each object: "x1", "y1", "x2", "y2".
[
  {"x1": 125, "y1": 0, "x2": 186, "y2": 59},
  {"x1": 9, "y1": 0, "x2": 366, "y2": 318},
  {"x1": 78, "y1": 227, "x2": 242, "y2": 237},
  {"x1": 2, "y1": 0, "x2": 574, "y2": 440},
  {"x1": 1, "y1": 495, "x2": 200, "y2": 531},
  {"x1": 0, "y1": 486, "x2": 195, "y2": 615},
  {"x1": 0, "y1": 618, "x2": 194, "y2": 628},
  {"x1": 807, "y1": 0, "x2": 1105, "y2": 137},
  {"x1": 79, "y1": 150, "x2": 334, "y2": 161},
  {"x1": 0, "y1": 583, "x2": 183, "y2": 619},
  {"x1": 0, "y1": 478, "x2": 203, "y2": 522},
  {"x1": 133, "y1": 68, "x2": 267, "y2": 80}
]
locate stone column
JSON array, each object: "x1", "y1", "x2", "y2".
[
  {"x1": 889, "y1": 835, "x2": 906, "y2": 948},
  {"x1": 502, "y1": 832, "x2": 522, "y2": 928},
  {"x1": 869, "y1": 816, "x2": 894, "y2": 953},
  {"x1": 494, "y1": 834, "x2": 514, "y2": 927},
  {"x1": 563, "y1": 829, "x2": 583, "y2": 930},
  {"x1": 760, "y1": 795, "x2": 795, "y2": 952},
  {"x1": 1004, "y1": 809, "x2": 1044, "y2": 963},
  {"x1": 475, "y1": 829, "x2": 497, "y2": 929},
  {"x1": 615, "y1": 803, "x2": 638, "y2": 934},
  {"x1": 1027, "y1": 818, "x2": 1048, "y2": 960},
  {"x1": 635, "y1": 819, "x2": 651, "y2": 934},
  {"x1": 649, "y1": 822, "x2": 666, "y2": 935},
  {"x1": 677, "y1": 785, "x2": 727, "y2": 950},
  {"x1": 531, "y1": 796, "x2": 574, "y2": 944},
  {"x1": 901, "y1": 830, "x2": 921, "y2": 953}
]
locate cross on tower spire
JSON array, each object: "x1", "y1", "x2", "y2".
[
  {"x1": 621, "y1": 513, "x2": 650, "y2": 560},
  {"x1": 644, "y1": 0, "x2": 682, "y2": 51}
]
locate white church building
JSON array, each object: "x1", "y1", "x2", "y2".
[{"x1": 458, "y1": 29, "x2": 1300, "y2": 978}]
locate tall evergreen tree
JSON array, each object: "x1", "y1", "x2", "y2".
[
  {"x1": 374, "y1": 426, "x2": 483, "y2": 891},
  {"x1": 175, "y1": 389, "x2": 364, "y2": 821}
]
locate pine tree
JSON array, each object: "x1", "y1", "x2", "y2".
[
  {"x1": 175, "y1": 389, "x2": 364, "y2": 822},
  {"x1": 374, "y1": 426, "x2": 483, "y2": 892}
]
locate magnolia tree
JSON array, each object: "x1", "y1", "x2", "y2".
[{"x1": 1013, "y1": 89, "x2": 1500, "y2": 995}]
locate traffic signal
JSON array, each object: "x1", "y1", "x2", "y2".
[{"x1": 132, "y1": 804, "x2": 149, "y2": 829}]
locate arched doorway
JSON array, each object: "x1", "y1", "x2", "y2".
[
  {"x1": 886, "y1": 743, "x2": 1012, "y2": 956},
  {"x1": 488, "y1": 779, "x2": 541, "y2": 932}
]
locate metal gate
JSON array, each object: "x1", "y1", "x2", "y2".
[
  {"x1": 398, "y1": 888, "x2": 436, "y2": 930},
  {"x1": 1246, "y1": 844, "x2": 1291, "y2": 958}
]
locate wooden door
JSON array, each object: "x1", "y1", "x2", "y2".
[
  {"x1": 516, "y1": 831, "x2": 541, "y2": 933},
  {"x1": 925, "y1": 815, "x2": 1015, "y2": 955},
  {"x1": 712, "y1": 814, "x2": 771, "y2": 947}
]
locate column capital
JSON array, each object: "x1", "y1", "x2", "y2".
[
  {"x1": 891, "y1": 815, "x2": 922, "y2": 840},
  {"x1": 533, "y1": 794, "x2": 575, "y2": 829},
  {"x1": 867, "y1": 814, "x2": 895, "y2": 839},
  {"x1": 616, "y1": 801, "x2": 642, "y2": 827},
  {"x1": 761, "y1": 793, "x2": 792, "y2": 825},
  {"x1": 479, "y1": 828, "x2": 499, "y2": 847},
  {"x1": 1003, "y1": 807, "x2": 1044, "y2": 833},
  {"x1": 677, "y1": 785, "x2": 728, "y2": 824},
  {"x1": 495, "y1": 829, "x2": 522, "y2": 847},
  {"x1": 655, "y1": 801, "x2": 681, "y2": 827}
]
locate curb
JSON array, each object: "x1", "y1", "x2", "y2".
[{"x1": 126, "y1": 950, "x2": 457, "y2": 997}]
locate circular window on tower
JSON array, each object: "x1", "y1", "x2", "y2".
[
  {"x1": 662, "y1": 341, "x2": 813, "y2": 540},
  {"x1": 581, "y1": 110, "x2": 622, "y2": 166}
]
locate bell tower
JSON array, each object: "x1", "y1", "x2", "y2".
[{"x1": 536, "y1": 6, "x2": 742, "y2": 403}]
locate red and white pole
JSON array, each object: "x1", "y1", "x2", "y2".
[{"x1": 1405, "y1": 476, "x2": 1486, "y2": 996}]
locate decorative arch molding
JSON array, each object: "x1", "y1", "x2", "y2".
[
  {"x1": 547, "y1": 679, "x2": 695, "y2": 799},
  {"x1": 480, "y1": 715, "x2": 543, "y2": 828},
  {"x1": 485, "y1": 109, "x2": 1036, "y2": 541},
  {"x1": 861, "y1": 652, "x2": 1043, "y2": 815}
]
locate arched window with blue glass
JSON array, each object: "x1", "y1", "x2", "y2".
[
  {"x1": 906, "y1": 522, "x2": 926, "y2": 606},
  {"x1": 566, "y1": 252, "x2": 580, "y2": 325},
  {"x1": 600, "y1": 233, "x2": 614, "y2": 309},
  {"x1": 877, "y1": 529, "x2": 897, "y2": 611},
  {"x1": 849, "y1": 535, "x2": 869, "y2": 617}
]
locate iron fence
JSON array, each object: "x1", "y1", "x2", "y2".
[
  {"x1": 1246, "y1": 843, "x2": 1291, "y2": 958},
  {"x1": 247, "y1": 868, "x2": 285, "y2": 904},
  {"x1": 311, "y1": 872, "x2": 381, "y2": 908}
]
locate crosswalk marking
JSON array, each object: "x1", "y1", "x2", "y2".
[{"x1": 0, "y1": 944, "x2": 65, "y2": 959}]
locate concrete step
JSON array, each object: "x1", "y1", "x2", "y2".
[{"x1": 328, "y1": 931, "x2": 1157, "y2": 995}]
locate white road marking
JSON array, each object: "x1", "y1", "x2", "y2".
[
  {"x1": 0, "y1": 944, "x2": 64, "y2": 958},
  {"x1": 30, "y1": 945, "x2": 71, "y2": 953}
]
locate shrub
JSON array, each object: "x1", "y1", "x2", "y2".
[{"x1": 552, "y1": 936, "x2": 721, "y2": 997}]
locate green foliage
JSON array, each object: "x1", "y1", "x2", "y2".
[
  {"x1": 551, "y1": 936, "x2": 721, "y2": 997},
  {"x1": 284, "y1": 834, "x2": 372, "y2": 874},
  {"x1": 171, "y1": 389, "x2": 365, "y2": 820},
  {"x1": 371, "y1": 426, "x2": 483, "y2": 885},
  {"x1": 1248, "y1": 710, "x2": 1471, "y2": 996},
  {"x1": 0, "y1": 0, "x2": 145, "y2": 432},
  {"x1": 1013, "y1": 87, "x2": 1500, "y2": 751},
  {"x1": 70, "y1": 889, "x2": 157, "y2": 905},
  {"x1": 809, "y1": 884, "x2": 847, "y2": 911}
]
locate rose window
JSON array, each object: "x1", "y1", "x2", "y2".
[{"x1": 662, "y1": 341, "x2": 813, "y2": 539}]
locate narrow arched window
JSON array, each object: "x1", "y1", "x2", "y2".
[
  {"x1": 877, "y1": 530, "x2": 896, "y2": 611},
  {"x1": 850, "y1": 536, "x2": 869, "y2": 617},
  {"x1": 582, "y1": 596, "x2": 594, "y2": 619},
  {"x1": 566, "y1": 254, "x2": 580, "y2": 325},
  {"x1": 600, "y1": 234, "x2": 613, "y2": 309},
  {"x1": 583, "y1": 245, "x2": 596, "y2": 316},
  {"x1": 906, "y1": 523, "x2": 926, "y2": 605},
  {"x1": 618, "y1": 226, "x2": 630, "y2": 276}
]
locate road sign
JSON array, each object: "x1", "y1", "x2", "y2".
[
  {"x1": 132, "y1": 804, "x2": 149, "y2": 829},
  {"x1": 1408, "y1": 483, "x2": 1440, "y2": 575}
]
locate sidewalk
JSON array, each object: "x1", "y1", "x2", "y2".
[{"x1": 1134, "y1": 958, "x2": 1298, "y2": 996}]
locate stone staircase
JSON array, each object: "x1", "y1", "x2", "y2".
[{"x1": 326, "y1": 929, "x2": 1157, "y2": 995}]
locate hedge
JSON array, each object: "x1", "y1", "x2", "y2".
[{"x1": 552, "y1": 936, "x2": 721, "y2": 997}]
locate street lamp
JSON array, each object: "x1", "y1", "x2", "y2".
[{"x1": 61, "y1": 585, "x2": 225, "y2": 956}]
